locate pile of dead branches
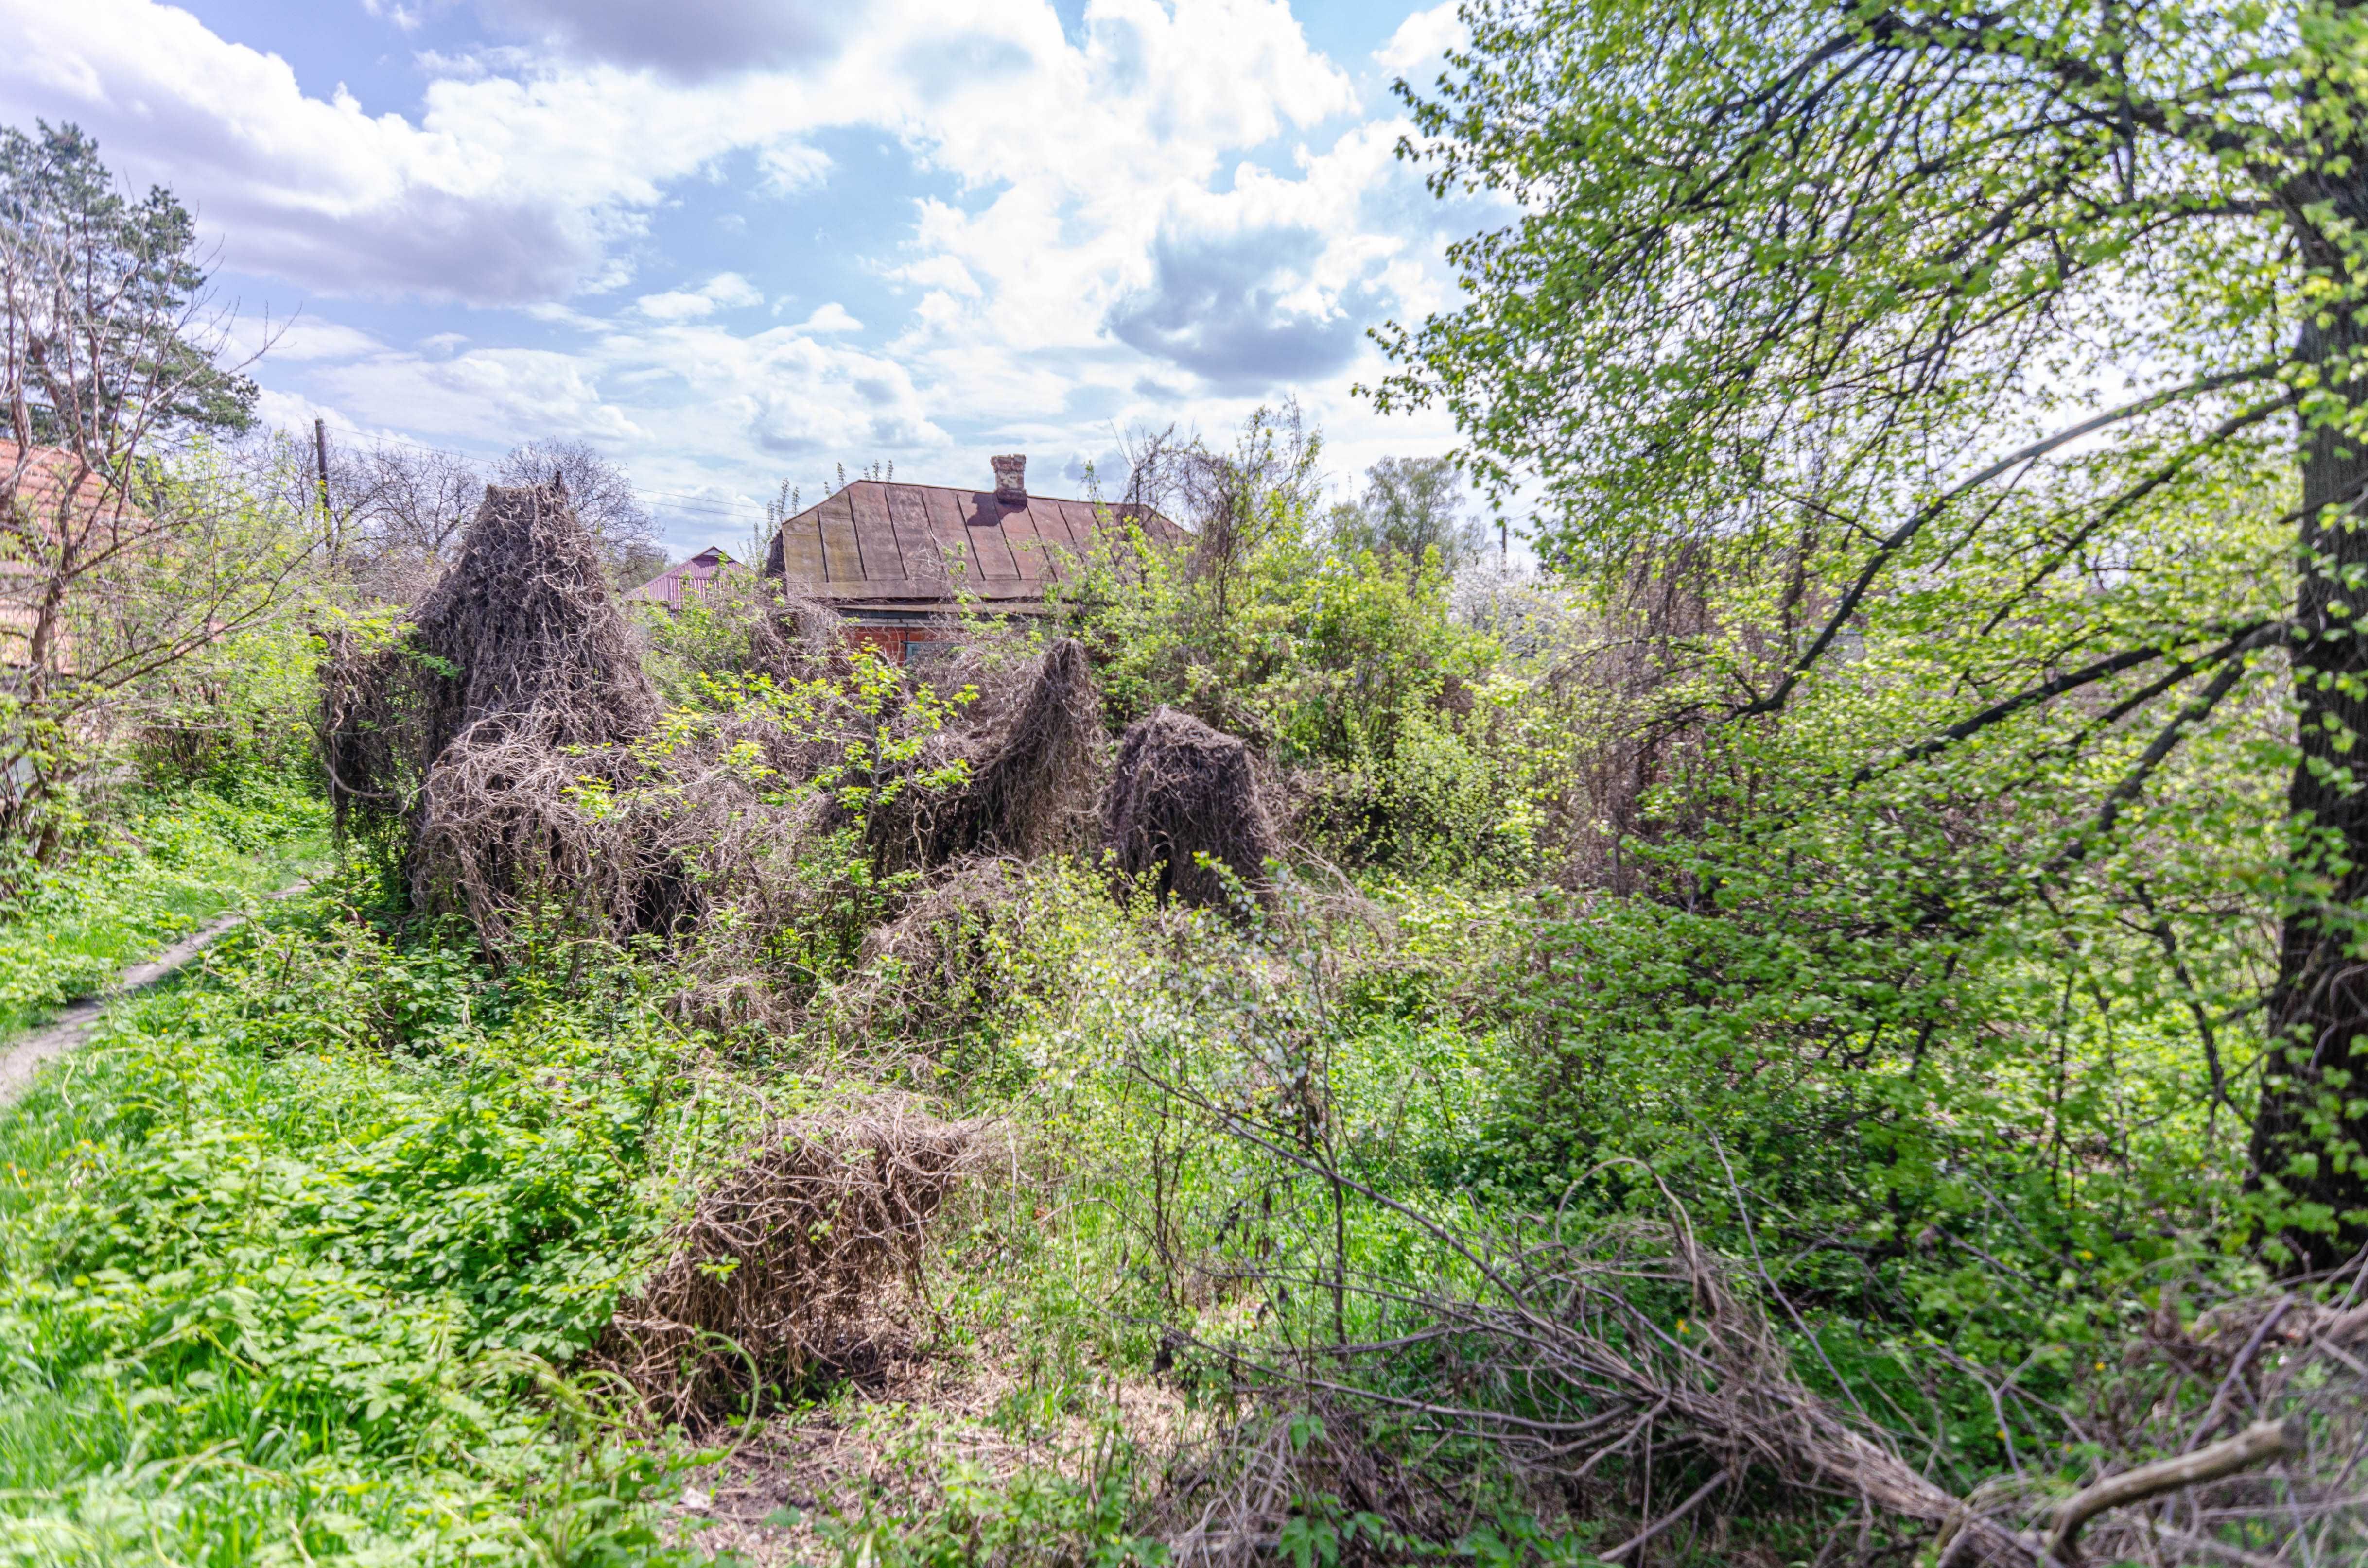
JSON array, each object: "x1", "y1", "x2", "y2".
[
  {"x1": 1175, "y1": 1184, "x2": 2368, "y2": 1566},
  {"x1": 1152, "y1": 1397, "x2": 1500, "y2": 1568},
  {"x1": 411, "y1": 476, "x2": 657, "y2": 754},
  {"x1": 401, "y1": 478, "x2": 661, "y2": 924},
  {"x1": 317, "y1": 478, "x2": 662, "y2": 919},
  {"x1": 601, "y1": 1106, "x2": 997, "y2": 1424},
  {"x1": 869, "y1": 637, "x2": 1105, "y2": 873},
  {"x1": 1104, "y1": 706, "x2": 1278, "y2": 913},
  {"x1": 320, "y1": 481, "x2": 872, "y2": 959}
]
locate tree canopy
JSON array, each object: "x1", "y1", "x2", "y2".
[
  {"x1": 1325, "y1": 454, "x2": 1490, "y2": 578},
  {"x1": 0, "y1": 121, "x2": 255, "y2": 449},
  {"x1": 1377, "y1": 0, "x2": 2368, "y2": 1265}
]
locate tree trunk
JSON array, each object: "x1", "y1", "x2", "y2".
[{"x1": 2257, "y1": 281, "x2": 2368, "y2": 1271}]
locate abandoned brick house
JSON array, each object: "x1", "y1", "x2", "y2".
[{"x1": 628, "y1": 455, "x2": 1181, "y2": 664}]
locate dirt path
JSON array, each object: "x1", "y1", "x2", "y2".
[{"x1": 0, "y1": 879, "x2": 313, "y2": 1108}]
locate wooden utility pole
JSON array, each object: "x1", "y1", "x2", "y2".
[{"x1": 313, "y1": 417, "x2": 335, "y2": 563}]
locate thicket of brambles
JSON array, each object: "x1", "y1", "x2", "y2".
[{"x1": 8, "y1": 0, "x2": 2368, "y2": 1558}]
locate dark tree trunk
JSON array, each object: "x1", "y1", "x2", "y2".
[{"x1": 2257, "y1": 272, "x2": 2368, "y2": 1270}]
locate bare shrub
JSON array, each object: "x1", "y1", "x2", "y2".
[
  {"x1": 313, "y1": 437, "x2": 484, "y2": 604},
  {"x1": 1103, "y1": 706, "x2": 1279, "y2": 911},
  {"x1": 601, "y1": 1106, "x2": 997, "y2": 1423},
  {"x1": 315, "y1": 477, "x2": 699, "y2": 934},
  {"x1": 1532, "y1": 543, "x2": 1720, "y2": 895}
]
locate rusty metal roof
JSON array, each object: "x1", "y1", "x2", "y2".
[{"x1": 763, "y1": 481, "x2": 1180, "y2": 610}]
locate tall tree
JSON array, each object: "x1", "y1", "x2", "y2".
[
  {"x1": 0, "y1": 122, "x2": 307, "y2": 849},
  {"x1": 1325, "y1": 455, "x2": 1487, "y2": 579},
  {"x1": 0, "y1": 122, "x2": 255, "y2": 448},
  {"x1": 1376, "y1": 0, "x2": 2368, "y2": 1264}
]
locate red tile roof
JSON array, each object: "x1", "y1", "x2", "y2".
[
  {"x1": 763, "y1": 480, "x2": 1180, "y2": 610},
  {"x1": 1, "y1": 440, "x2": 120, "y2": 532}
]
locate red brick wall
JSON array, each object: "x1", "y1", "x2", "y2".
[{"x1": 842, "y1": 626, "x2": 956, "y2": 666}]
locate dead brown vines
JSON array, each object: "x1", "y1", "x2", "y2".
[
  {"x1": 601, "y1": 1105, "x2": 998, "y2": 1425},
  {"x1": 1104, "y1": 706, "x2": 1278, "y2": 913}
]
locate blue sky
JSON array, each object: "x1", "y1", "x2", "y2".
[{"x1": 0, "y1": 0, "x2": 1481, "y2": 557}]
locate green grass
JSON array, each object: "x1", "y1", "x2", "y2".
[
  {"x1": 0, "y1": 778, "x2": 329, "y2": 1041},
  {"x1": 0, "y1": 876, "x2": 715, "y2": 1566}
]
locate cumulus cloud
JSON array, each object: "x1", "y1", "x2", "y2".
[
  {"x1": 1106, "y1": 220, "x2": 1383, "y2": 391},
  {"x1": 636, "y1": 273, "x2": 766, "y2": 320},
  {"x1": 1375, "y1": 2, "x2": 1466, "y2": 75},
  {"x1": 0, "y1": 0, "x2": 844, "y2": 303},
  {"x1": 799, "y1": 303, "x2": 864, "y2": 333},
  {"x1": 757, "y1": 142, "x2": 832, "y2": 195},
  {"x1": 890, "y1": 255, "x2": 983, "y2": 299},
  {"x1": 317, "y1": 345, "x2": 645, "y2": 443},
  {"x1": 231, "y1": 315, "x2": 388, "y2": 363},
  {"x1": 0, "y1": 0, "x2": 1470, "y2": 515},
  {"x1": 304, "y1": 302, "x2": 942, "y2": 507}
]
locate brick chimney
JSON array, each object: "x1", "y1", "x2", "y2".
[{"x1": 992, "y1": 453, "x2": 1027, "y2": 501}]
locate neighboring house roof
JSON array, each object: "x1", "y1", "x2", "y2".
[
  {"x1": 763, "y1": 469, "x2": 1181, "y2": 613},
  {"x1": 627, "y1": 546, "x2": 736, "y2": 610},
  {"x1": 0, "y1": 441, "x2": 117, "y2": 525},
  {"x1": 0, "y1": 441, "x2": 136, "y2": 672}
]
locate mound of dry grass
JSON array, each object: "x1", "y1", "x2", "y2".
[
  {"x1": 601, "y1": 1106, "x2": 999, "y2": 1423},
  {"x1": 1103, "y1": 706, "x2": 1278, "y2": 912}
]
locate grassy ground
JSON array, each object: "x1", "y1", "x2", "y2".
[
  {"x1": 0, "y1": 779, "x2": 329, "y2": 1041},
  {"x1": 0, "y1": 823, "x2": 1535, "y2": 1568},
  {"x1": 0, "y1": 875, "x2": 709, "y2": 1566},
  {"x1": 0, "y1": 775, "x2": 2293, "y2": 1567}
]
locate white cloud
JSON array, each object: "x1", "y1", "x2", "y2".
[
  {"x1": 361, "y1": 0, "x2": 429, "y2": 30},
  {"x1": 705, "y1": 273, "x2": 766, "y2": 309},
  {"x1": 757, "y1": 142, "x2": 832, "y2": 195},
  {"x1": 0, "y1": 0, "x2": 1374, "y2": 314},
  {"x1": 800, "y1": 303, "x2": 863, "y2": 333},
  {"x1": 232, "y1": 314, "x2": 387, "y2": 363},
  {"x1": 1, "y1": 0, "x2": 1471, "y2": 526},
  {"x1": 636, "y1": 291, "x2": 717, "y2": 322},
  {"x1": 889, "y1": 255, "x2": 982, "y2": 298},
  {"x1": 318, "y1": 345, "x2": 646, "y2": 443},
  {"x1": 635, "y1": 272, "x2": 766, "y2": 320},
  {"x1": 1375, "y1": 3, "x2": 1464, "y2": 75},
  {"x1": 0, "y1": 0, "x2": 848, "y2": 302}
]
